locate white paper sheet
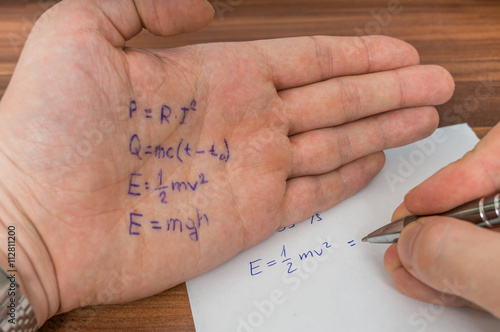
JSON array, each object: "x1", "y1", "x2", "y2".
[{"x1": 187, "y1": 124, "x2": 500, "y2": 332}]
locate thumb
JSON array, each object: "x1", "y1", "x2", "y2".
[
  {"x1": 398, "y1": 216, "x2": 500, "y2": 317},
  {"x1": 115, "y1": 0, "x2": 215, "y2": 40},
  {"x1": 31, "y1": 0, "x2": 214, "y2": 47}
]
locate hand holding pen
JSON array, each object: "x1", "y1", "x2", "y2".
[
  {"x1": 383, "y1": 122, "x2": 500, "y2": 318},
  {"x1": 363, "y1": 193, "x2": 500, "y2": 243}
]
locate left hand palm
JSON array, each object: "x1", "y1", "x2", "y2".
[{"x1": 0, "y1": 0, "x2": 454, "y2": 318}]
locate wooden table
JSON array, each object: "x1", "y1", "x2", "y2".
[{"x1": 0, "y1": 0, "x2": 499, "y2": 330}]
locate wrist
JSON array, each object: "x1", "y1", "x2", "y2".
[
  {"x1": 0, "y1": 263, "x2": 37, "y2": 330},
  {"x1": 0, "y1": 182, "x2": 60, "y2": 327}
]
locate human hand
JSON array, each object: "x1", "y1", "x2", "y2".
[
  {"x1": 0, "y1": 0, "x2": 454, "y2": 325},
  {"x1": 385, "y1": 122, "x2": 500, "y2": 317}
]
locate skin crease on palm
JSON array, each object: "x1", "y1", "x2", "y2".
[{"x1": 0, "y1": 0, "x2": 456, "y2": 326}]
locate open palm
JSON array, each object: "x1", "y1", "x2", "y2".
[{"x1": 0, "y1": 0, "x2": 454, "y2": 323}]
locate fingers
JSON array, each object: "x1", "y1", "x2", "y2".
[
  {"x1": 384, "y1": 244, "x2": 402, "y2": 274},
  {"x1": 49, "y1": 0, "x2": 214, "y2": 47},
  {"x1": 288, "y1": 106, "x2": 438, "y2": 178},
  {"x1": 282, "y1": 64, "x2": 453, "y2": 135},
  {"x1": 391, "y1": 203, "x2": 411, "y2": 221},
  {"x1": 385, "y1": 125, "x2": 500, "y2": 314},
  {"x1": 392, "y1": 265, "x2": 473, "y2": 308},
  {"x1": 395, "y1": 216, "x2": 500, "y2": 317},
  {"x1": 404, "y1": 123, "x2": 500, "y2": 215},
  {"x1": 251, "y1": 35, "x2": 420, "y2": 90},
  {"x1": 283, "y1": 152, "x2": 385, "y2": 225},
  {"x1": 384, "y1": 243, "x2": 471, "y2": 308}
]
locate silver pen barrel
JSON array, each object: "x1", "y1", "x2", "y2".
[{"x1": 440, "y1": 193, "x2": 500, "y2": 227}]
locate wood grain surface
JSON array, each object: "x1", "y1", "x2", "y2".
[{"x1": 0, "y1": 0, "x2": 498, "y2": 331}]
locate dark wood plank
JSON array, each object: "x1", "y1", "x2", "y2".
[
  {"x1": 40, "y1": 283, "x2": 196, "y2": 332},
  {"x1": 0, "y1": 0, "x2": 497, "y2": 330},
  {"x1": 472, "y1": 126, "x2": 492, "y2": 139}
]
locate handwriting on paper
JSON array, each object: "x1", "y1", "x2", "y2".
[
  {"x1": 247, "y1": 213, "x2": 360, "y2": 277},
  {"x1": 276, "y1": 213, "x2": 323, "y2": 233},
  {"x1": 126, "y1": 100, "x2": 229, "y2": 241},
  {"x1": 249, "y1": 213, "x2": 346, "y2": 276},
  {"x1": 249, "y1": 241, "x2": 334, "y2": 277}
]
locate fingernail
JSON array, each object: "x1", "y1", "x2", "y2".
[
  {"x1": 203, "y1": 0, "x2": 215, "y2": 14},
  {"x1": 398, "y1": 220, "x2": 423, "y2": 269}
]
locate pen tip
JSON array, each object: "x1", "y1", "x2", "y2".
[{"x1": 361, "y1": 237, "x2": 367, "y2": 242}]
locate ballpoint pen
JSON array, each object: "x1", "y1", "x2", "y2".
[{"x1": 362, "y1": 193, "x2": 500, "y2": 243}]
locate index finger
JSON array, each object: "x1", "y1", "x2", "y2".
[
  {"x1": 250, "y1": 35, "x2": 420, "y2": 90},
  {"x1": 404, "y1": 124, "x2": 500, "y2": 215},
  {"x1": 391, "y1": 202, "x2": 412, "y2": 222}
]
